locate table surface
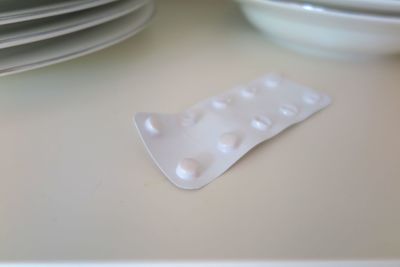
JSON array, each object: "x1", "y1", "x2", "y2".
[{"x1": 1, "y1": 0, "x2": 400, "y2": 263}]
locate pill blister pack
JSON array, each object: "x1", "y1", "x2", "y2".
[{"x1": 134, "y1": 73, "x2": 331, "y2": 190}]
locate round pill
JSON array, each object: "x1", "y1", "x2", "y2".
[
  {"x1": 251, "y1": 115, "x2": 272, "y2": 131},
  {"x1": 144, "y1": 115, "x2": 161, "y2": 135},
  {"x1": 176, "y1": 158, "x2": 200, "y2": 180},
  {"x1": 240, "y1": 86, "x2": 257, "y2": 98},
  {"x1": 264, "y1": 73, "x2": 283, "y2": 88},
  {"x1": 218, "y1": 132, "x2": 239, "y2": 153},
  {"x1": 303, "y1": 92, "x2": 320, "y2": 105},
  {"x1": 280, "y1": 104, "x2": 299, "y2": 117},
  {"x1": 212, "y1": 98, "x2": 231, "y2": 109}
]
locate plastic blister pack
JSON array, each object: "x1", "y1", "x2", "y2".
[{"x1": 134, "y1": 73, "x2": 331, "y2": 190}]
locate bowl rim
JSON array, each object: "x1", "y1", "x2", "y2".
[
  {"x1": 307, "y1": 0, "x2": 400, "y2": 13},
  {"x1": 236, "y1": 0, "x2": 400, "y2": 24}
]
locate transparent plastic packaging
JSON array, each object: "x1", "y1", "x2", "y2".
[{"x1": 134, "y1": 73, "x2": 331, "y2": 189}]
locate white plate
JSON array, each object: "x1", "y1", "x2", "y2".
[
  {"x1": 0, "y1": 0, "x2": 119, "y2": 25},
  {"x1": 0, "y1": 0, "x2": 148, "y2": 49},
  {"x1": 0, "y1": 1, "x2": 154, "y2": 77},
  {"x1": 304, "y1": 0, "x2": 400, "y2": 15},
  {"x1": 237, "y1": 0, "x2": 400, "y2": 58}
]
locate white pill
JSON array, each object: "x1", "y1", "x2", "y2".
[
  {"x1": 180, "y1": 111, "x2": 198, "y2": 127},
  {"x1": 145, "y1": 115, "x2": 161, "y2": 135},
  {"x1": 212, "y1": 98, "x2": 231, "y2": 109},
  {"x1": 264, "y1": 73, "x2": 283, "y2": 88},
  {"x1": 280, "y1": 104, "x2": 299, "y2": 117},
  {"x1": 240, "y1": 86, "x2": 257, "y2": 98},
  {"x1": 176, "y1": 158, "x2": 200, "y2": 180},
  {"x1": 251, "y1": 115, "x2": 272, "y2": 131},
  {"x1": 303, "y1": 92, "x2": 321, "y2": 105},
  {"x1": 218, "y1": 132, "x2": 239, "y2": 153}
]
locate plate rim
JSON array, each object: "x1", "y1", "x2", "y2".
[
  {"x1": 0, "y1": 0, "x2": 155, "y2": 77},
  {"x1": 0, "y1": 0, "x2": 120, "y2": 26},
  {"x1": 0, "y1": 0, "x2": 149, "y2": 49}
]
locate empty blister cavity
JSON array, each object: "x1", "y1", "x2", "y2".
[{"x1": 134, "y1": 73, "x2": 331, "y2": 190}]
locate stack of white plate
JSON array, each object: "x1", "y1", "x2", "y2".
[
  {"x1": 236, "y1": 0, "x2": 400, "y2": 58},
  {"x1": 0, "y1": 0, "x2": 154, "y2": 76}
]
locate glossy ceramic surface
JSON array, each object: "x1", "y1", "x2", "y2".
[
  {"x1": 238, "y1": 0, "x2": 400, "y2": 58},
  {"x1": 0, "y1": 0, "x2": 118, "y2": 25},
  {"x1": 0, "y1": 1, "x2": 154, "y2": 76},
  {"x1": 0, "y1": 0, "x2": 148, "y2": 49}
]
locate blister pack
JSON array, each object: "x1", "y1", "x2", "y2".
[{"x1": 134, "y1": 73, "x2": 331, "y2": 190}]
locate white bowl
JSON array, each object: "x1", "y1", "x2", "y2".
[
  {"x1": 237, "y1": 0, "x2": 400, "y2": 58},
  {"x1": 306, "y1": 0, "x2": 400, "y2": 15}
]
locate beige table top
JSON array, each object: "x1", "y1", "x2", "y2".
[{"x1": 0, "y1": 0, "x2": 399, "y2": 263}]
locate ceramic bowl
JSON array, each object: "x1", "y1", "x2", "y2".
[
  {"x1": 306, "y1": 0, "x2": 400, "y2": 15},
  {"x1": 237, "y1": 0, "x2": 400, "y2": 58}
]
